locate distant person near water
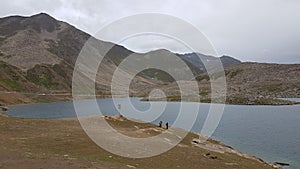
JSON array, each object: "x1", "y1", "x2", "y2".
[
  {"x1": 159, "y1": 121, "x2": 163, "y2": 128},
  {"x1": 166, "y1": 122, "x2": 169, "y2": 129}
]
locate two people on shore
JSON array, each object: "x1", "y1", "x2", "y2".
[{"x1": 159, "y1": 121, "x2": 169, "y2": 129}]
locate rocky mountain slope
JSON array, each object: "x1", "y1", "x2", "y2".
[
  {"x1": 161, "y1": 62, "x2": 300, "y2": 105},
  {"x1": 215, "y1": 62, "x2": 300, "y2": 101},
  {"x1": 0, "y1": 13, "x2": 299, "y2": 105},
  {"x1": 0, "y1": 13, "x2": 203, "y2": 89},
  {"x1": 223, "y1": 63, "x2": 300, "y2": 104},
  {"x1": 0, "y1": 13, "x2": 183, "y2": 103},
  {"x1": 180, "y1": 53, "x2": 241, "y2": 72}
]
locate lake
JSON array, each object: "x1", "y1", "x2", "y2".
[{"x1": 6, "y1": 98, "x2": 300, "y2": 169}]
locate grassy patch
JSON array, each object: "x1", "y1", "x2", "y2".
[
  {"x1": 226, "y1": 95, "x2": 249, "y2": 104},
  {"x1": 0, "y1": 79, "x2": 22, "y2": 90},
  {"x1": 199, "y1": 90, "x2": 209, "y2": 96},
  {"x1": 196, "y1": 74, "x2": 209, "y2": 81},
  {"x1": 0, "y1": 61, "x2": 7, "y2": 68},
  {"x1": 200, "y1": 98, "x2": 212, "y2": 103},
  {"x1": 0, "y1": 116, "x2": 275, "y2": 169},
  {"x1": 142, "y1": 96, "x2": 203, "y2": 102},
  {"x1": 139, "y1": 69, "x2": 175, "y2": 82},
  {"x1": 27, "y1": 71, "x2": 59, "y2": 90}
]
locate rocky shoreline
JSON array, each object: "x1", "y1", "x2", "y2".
[
  {"x1": 189, "y1": 133, "x2": 285, "y2": 169},
  {"x1": 142, "y1": 96, "x2": 300, "y2": 106}
]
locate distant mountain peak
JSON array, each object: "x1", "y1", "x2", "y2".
[
  {"x1": 147, "y1": 49, "x2": 173, "y2": 55},
  {"x1": 30, "y1": 12, "x2": 55, "y2": 20},
  {"x1": 178, "y1": 52, "x2": 241, "y2": 71},
  {"x1": 21, "y1": 13, "x2": 60, "y2": 33},
  {"x1": 32, "y1": 12, "x2": 51, "y2": 16}
]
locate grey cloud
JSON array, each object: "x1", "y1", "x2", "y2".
[{"x1": 1, "y1": 0, "x2": 300, "y2": 63}]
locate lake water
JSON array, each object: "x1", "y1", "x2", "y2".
[{"x1": 6, "y1": 98, "x2": 300, "y2": 169}]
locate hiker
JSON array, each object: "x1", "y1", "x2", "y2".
[
  {"x1": 159, "y1": 121, "x2": 163, "y2": 128},
  {"x1": 166, "y1": 122, "x2": 169, "y2": 129}
]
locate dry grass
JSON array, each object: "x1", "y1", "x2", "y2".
[{"x1": 0, "y1": 115, "x2": 275, "y2": 169}]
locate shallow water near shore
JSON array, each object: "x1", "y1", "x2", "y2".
[{"x1": 6, "y1": 98, "x2": 300, "y2": 169}]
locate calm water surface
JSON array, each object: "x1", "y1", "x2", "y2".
[{"x1": 6, "y1": 98, "x2": 300, "y2": 169}]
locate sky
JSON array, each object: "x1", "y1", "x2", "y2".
[{"x1": 1, "y1": 0, "x2": 300, "y2": 63}]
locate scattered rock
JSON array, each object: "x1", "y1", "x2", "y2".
[
  {"x1": 126, "y1": 164, "x2": 136, "y2": 168},
  {"x1": 225, "y1": 162, "x2": 239, "y2": 166},
  {"x1": 203, "y1": 153, "x2": 218, "y2": 159},
  {"x1": 272, "y1": 162, "x2": 290, "y2": 167},
  {"x1": 192, "y1": 139, "x2": 202, "y2": 144},
  {"x1": 0, "y1": 106, "x2": 8, "y2": 111}
]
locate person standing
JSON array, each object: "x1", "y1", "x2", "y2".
[
  {"x1": 159, "y1": 121, "x2": 163, "y2": 128},
  {"x1": 166, "y1": 122, "x2": 169, "y2": 129}
]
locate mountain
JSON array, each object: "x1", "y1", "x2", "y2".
[
  {"x1": 0, "y1": 13, "x2": 203, "y2": 104},
  {"x1": 0, "y1": 13, "x2": 90, "y2": 94},
  {"x1": 195, "y1": 62, "x2": 300, "y2": 104},
  {"x1": 179, "y1": 53, "x2": 241, "y2": 72},
  {"x1": 0, "y1": 13, "x2": 299, "y2": 105}
]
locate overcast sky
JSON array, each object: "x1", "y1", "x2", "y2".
[{"x1": 1, "y1": 0, "x2": 300, "y2": 63}]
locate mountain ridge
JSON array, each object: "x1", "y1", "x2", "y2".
[{"x1": 0, "y1": 13, "x2": 299, "y2": 106}]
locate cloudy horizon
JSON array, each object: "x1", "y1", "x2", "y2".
[{"x1": 1, "y1": 0, "x2": 300, "y2": 63}]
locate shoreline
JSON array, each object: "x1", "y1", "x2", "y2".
[
  {"x1": 2, "y1": 98, "x2": 297, "y2": 168},
  {"x1": 0, "y1": 89, "x2": 299, "y2": 106},
  {"x1": 141, "y1": 96, "x2": 300, "y2": 106},
  {"x1": 2, "y1": 92, "x2": 299, "y2": 107}
]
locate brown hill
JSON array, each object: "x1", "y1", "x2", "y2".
[
  {"x1": 194, "y1": 62, "x2": 300, "y2": 104},
  {"x1": 0, "y1": 13, "x2": 299, "y2": 105}
]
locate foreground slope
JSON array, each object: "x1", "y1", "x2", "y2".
[{"x1": 0, "y1": 115, "x2": 275, "y2": 169}]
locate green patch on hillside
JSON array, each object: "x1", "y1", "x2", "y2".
[
  {"x1": 196, "y1": 74, "x2": 209, "y2": 81},
  {"x1": 142, "y1": 96, "x2": 204, "y2": 102},
  {"x1": 0, "y1": 61, "x2": 22, "y2": 80},
  {"x1": 139, "y1": 69, "x2": 175, "y2": 82},
  {"x1": 199, "y1": 90, "x2": 209, "y2": 96},
  {"x1": 0, "y1": 79, "x2": 22, "y2": 90},
  {"x1": 27, "y1": 71, "x2": 59, "y2": 90},
  {"x1": 226, "y1": 95, "x2": 249, "y2": 104},
  {"x1": 0, "y1": 61, "x2": 6, "y2": 68},
  {"x1": 95, "y1": 88, "x2": 111, "y2": 95}
]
